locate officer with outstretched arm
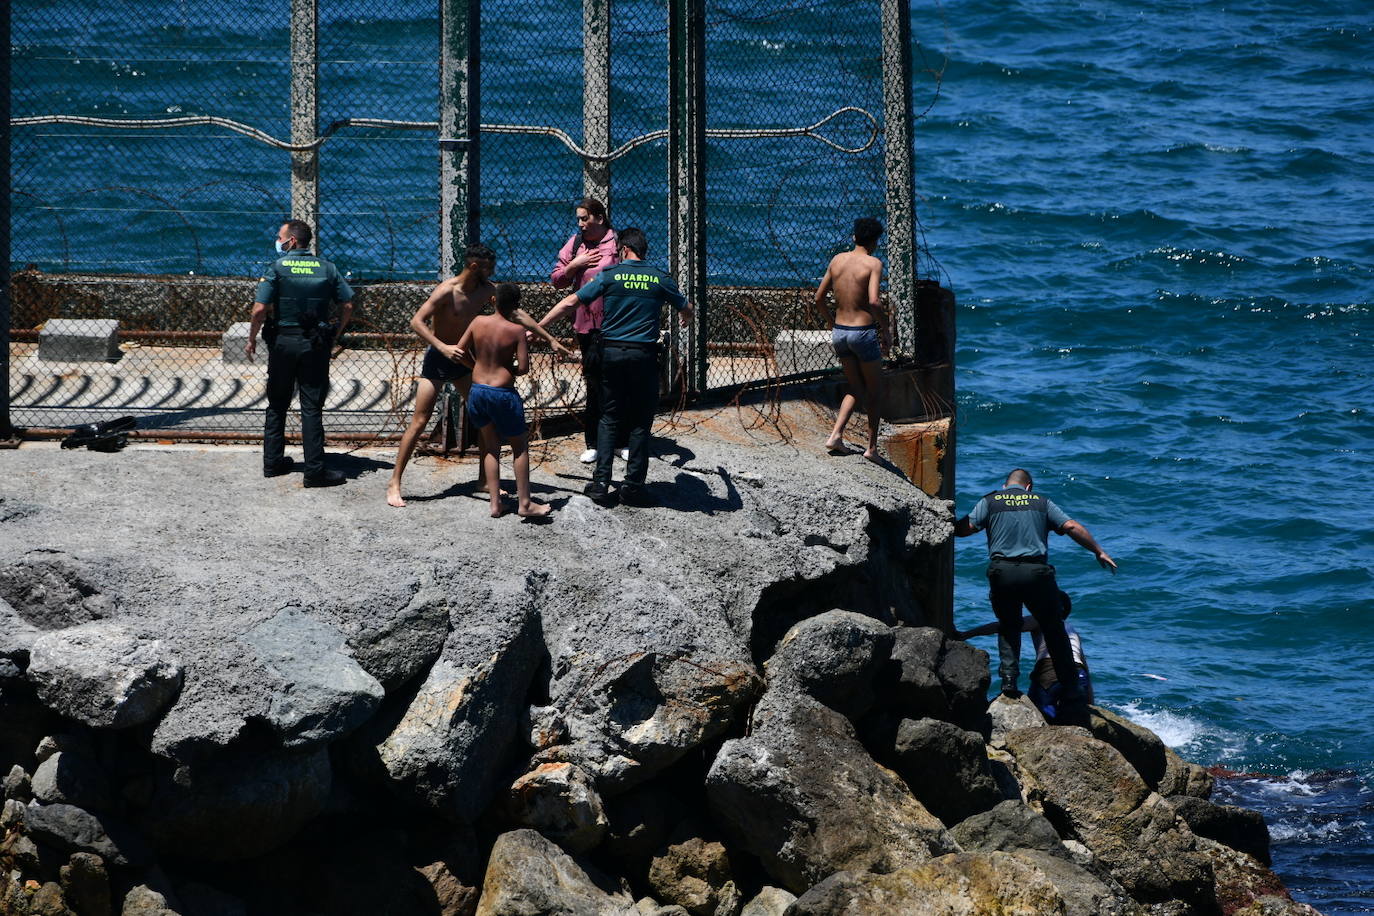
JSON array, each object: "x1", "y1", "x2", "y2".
[{"x1": 953, "y1": 468, "x2": 1116, "y2": 709}]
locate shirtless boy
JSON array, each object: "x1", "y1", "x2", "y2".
[
  {"x1": 456, "y1": 284, "x2": 551, "y2": 519},
  {"x1": 386, "y1": 245, "x2": 571, "y2": 508},
  {"x1": 814, "y1": 217, "x2": 890, "y2": 461}
]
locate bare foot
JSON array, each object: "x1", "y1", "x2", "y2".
[
  {"x1": 386, "y1": 484, "x2": 406, "y2": 508},
  {"x1": 475, "y1": 482, "x2": 512, "y2": 497},
  {"x1": 490, "y1": 503, "x2": 507, "y2": 519},
  {"x1": 518, "y1": 500, "x2": 552, "y2": 518},
  {"x1": 825, "y1": 436, "x2": 846, "y2": 454},
  {"x1": 862, "y1": 448, "x2": 880, "y2": 463}
]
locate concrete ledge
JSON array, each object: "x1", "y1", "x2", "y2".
[
  {"x1": 222, "y1": 322, "x2": 253, "y2": 365},
  {"x1": 38, "y1": 319, "x2": 121, "y2": 362},
  {"x1": 773, "y1": 329, "x2": 835, "y2": 375}
]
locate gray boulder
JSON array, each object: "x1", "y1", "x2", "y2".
[
  {"x1": 876, "y1": 626, "x2": 950, "y2": 721},
  {"x1": 785, "y1": 852, "x2": 1068, "y2": 915},
  {"x1": 1168, "y1": 795, "x2": 1271, "y2": 865},
  {"x1": 120, "y1": 885, "x2": 180, "y2": 916},
  {"x1": 373, "y1": 584, "x2": 541, "y2": 823},
  {"x1": 334, "y1": 569, "x2": 451, "y2": 691},
  {"x1": 4, "y1": 764, "x2": 32, "y2": 802},
  {"x1": 936, "y1": 639, "x2": 991, "y2": 729},
  {"x1": 1004, "y1": 726, "x2": 1215, "y2": 907},
  {"x1": 740, "y1": 887, "x2": 795, "y2": 916},
  {"x1": 546, "y1": 649, "x2": 761, "y2": 793},
  {"x1": 889, "y1": 717, "x2": 1001, "y2": 826},
  {"x1": 1088, "y1": 705, "x2": 1168, "y2": 789},
  {"x1": 241, "y1": 607, "x2": 385, "y2": 748},
  {"x1": 647, "y1": 830, "x2": 742, "y2": 916},
  {"x1": 31, "y1": 751, "x2": 114, "y2": 812},
  {"x1": 28, "y1": 623, "x2": 182, "y2": 729},
  {"x1": 136, "y1": 748, "x2": 330, "y2": 861},
  {"x1": 706, "y1": 694, "x2": 955, "y2": 895},
  {"x1": 1159, "y1": 745, "x2": 1215, "y2": 799},
  {"x1": 765, "y1": 611, "x2": 893, "y2": 719},
  {"x1": 987, "y1": 692, "x2": 1047, "y2": 746},
  {"x1": 1009, "y1": 850, "x2": 1144, "y2": 916},
  {"x1": 950, "y1": 799, "x2": 1071, "y2": 858},
  {"x1": 506, "y1": 761, "x2": 608, "y2": 854},
  {"x1": 19, "y1": 802, "x2": 153, "y2": 867},
  {"x1": 475, "y1": 829, "x2": 635, "y2": 916},
  {"x1": 60, "y1": 852, "x2": 113, "y2": 916},
  {"x1": 0, "y1": 553, "x2": 115, "y2": 631}
]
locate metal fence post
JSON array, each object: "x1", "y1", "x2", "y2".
[
  {"x1": 439, "y1": 0, "x2": 481, "y2": 277},
  {"x1": 289, "y1": 0, "x2": 320, "y2": 233},
  {"x1": 880, "y1": 0, "x2": 917, "y2": 359},
  {"x1": 583, "y1": 0, "x2": 611, "y2": 205},
  {"x1": 667, "y1": 0, "x2": 707, "y2": 394},
  {"x1": 1, "y1": 2, "x2": 12, "y2": 438}
]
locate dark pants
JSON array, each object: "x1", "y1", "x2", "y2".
[
  {"x1": 594, "y1": 342, "x2": 659, "y2": 490},
  {"x1": 264, "y1": 328, "x2": 331, "y2": 476},
  {"x1": 986, "y1": 558, "x2": 1082, "y2": 699},
  {"x1": 578, "y1": 330, "x2": 626, "y2": 450}
]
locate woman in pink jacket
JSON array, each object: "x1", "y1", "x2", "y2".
[{"x1": 546, "y1": 198, "x2": 623, "y2": 463}]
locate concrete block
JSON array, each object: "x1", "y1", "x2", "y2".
[
  {"x1": 38, "y1": 319, "x2": 120, "y2": 363},
  {"x1": 773, "y1": 329, "x2": 836, "y2": 375},
  {"x1": 222, "y1": 322, "x2": 254, "y2": 365}
]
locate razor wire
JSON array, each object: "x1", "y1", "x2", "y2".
[{"x1": 11, "y1": 106, "x2": 879, "y2": 158}]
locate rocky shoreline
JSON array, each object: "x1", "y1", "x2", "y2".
[{"x1": 0, "y1": 407, "x2": 1319, "y2": 915}]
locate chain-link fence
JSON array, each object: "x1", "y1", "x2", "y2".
[{"x1": 7, "y1": 0, "x2": 944, "y2": 441}]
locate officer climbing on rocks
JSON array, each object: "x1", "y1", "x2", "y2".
[{"x1": 953, "y1": 468, "x2": 1116, "y2": 715}]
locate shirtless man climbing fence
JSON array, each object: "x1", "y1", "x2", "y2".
[
  {"x1": 386, "y1": 245, "x2": 571, "y2": 508},
  {"x1": 814, "y1": 217, "x2": 890, "y2": 461}
]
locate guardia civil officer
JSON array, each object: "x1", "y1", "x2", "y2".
[
  {"x1": 953, "y1": 468, "x2": 1116, "y2": 706},
  {"x1": 246, "y1": 219, "x2": 353, "y2": 487},
  {"x1": 542, "y1": 227, "x2": 693, "y2": 507}
]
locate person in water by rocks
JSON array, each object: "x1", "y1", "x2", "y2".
[
  {"x1": 954, "y1": 468, "x2": 1116, "y2": 710},
  {"x1": 955, "y1": 589, "x2": 1094, "y2": 722},
  {"x1": 386, "y1": 245, "x2": 571, "y2": 508},
  {"x1": 455, "y1": 283, "x2": 552, "y2": 519},
  {"x1": 814, "y1": 217, "x2": 891, "y2": 461}
]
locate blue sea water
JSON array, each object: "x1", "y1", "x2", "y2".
[
  {"x1": 932, "y1": 0, "x2": 1374, "y2": 911},
  {"x1": 9, "y1": 0, "x2": 1374, "y2": 910}
]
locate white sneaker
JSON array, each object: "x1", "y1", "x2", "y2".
[
  {"x1": 579, "y1": 448, "x2": 598, "y2": 464},
  {"x1": 617, "y1": 448, "x2": 630, "y2": 461}
]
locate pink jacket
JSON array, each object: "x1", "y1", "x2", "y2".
[{"x1": 551, "y1": 228, "x2": 619, "y2": 335}]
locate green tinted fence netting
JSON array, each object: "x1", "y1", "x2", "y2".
[{"x1": 8, "y1": 0, "x2": 940, "y2": 439}]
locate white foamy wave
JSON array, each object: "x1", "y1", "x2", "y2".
[{"x1": 1110, "y1": 701, "x2": 1239, "y2": 755}]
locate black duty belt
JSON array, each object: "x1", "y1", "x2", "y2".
[
  {"x1": 603, "y1": 338, "x2": 659, "y2": 351},
  {"x1": 991, "y1": 555, "x2": 1047, "y2": 564}
]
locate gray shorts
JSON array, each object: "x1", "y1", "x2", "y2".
[{"x1": 832, "y1": 323, "x2": 881, "y2": 363}]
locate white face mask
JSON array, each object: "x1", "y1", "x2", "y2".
[{"x1": 275, "y1": 239, "x2": 288, "y2": 253}]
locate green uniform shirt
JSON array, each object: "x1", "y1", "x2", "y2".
[
  {"x1": 255, "y1": 250, "x2": 353, "y2": 328},
  {"x1": 966, "y1": 485, "x2": 1072, "y2": 559},
  {"x1": 575, "y1": 262, "x2": 688, "y2": 344}
]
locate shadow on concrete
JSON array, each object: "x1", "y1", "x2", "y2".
[{"x1": 648, "y1": 468, "x2": 742, "y2": 516}]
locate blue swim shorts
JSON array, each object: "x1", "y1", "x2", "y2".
[
  {"x1": 832, "y1": 323, "x2": 881, "y2": 363},
  {"x1": 420, "y1": 345, "x2": 472, "y2": 383},
  {"x1": 466, "y1": 383, "x2": 526, "y2": 438}
]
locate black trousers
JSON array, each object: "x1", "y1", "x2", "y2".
[
  {"x1": 594, "y1": 342, "x2": 659, "y2": 489},
  {"x1": 264, "y1": 328, "x2": 331, "y2": 476},
  {"x1": 986, "y1": 558, "x2": 1082, "y2": 698},
  {"x1": 578, "y1": 330, "x2": 627, "y2": 450}
]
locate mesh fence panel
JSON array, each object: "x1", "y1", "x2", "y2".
[{"x1": 8, "y1": 0, "x2": 917, "y2": 439}]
